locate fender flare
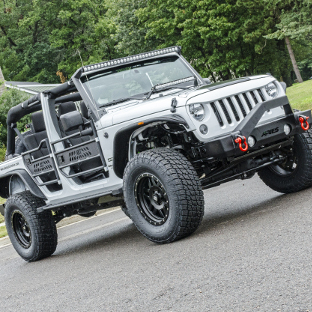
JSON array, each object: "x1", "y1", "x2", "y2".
[
  {"x1": 113, "y1": 114, "x2": 189, "y2": 179},
  {"x1": 0, "y1": 169, "x2": 46, "y2": 200}
]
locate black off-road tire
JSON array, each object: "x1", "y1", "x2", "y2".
[
  {"x1": 121, "y1": 203, "x2": 131, "y2": 218},
  {"x1": 78, "y1": 211, "x2": 97, "y2": 218},
  {"x1": 123, "y1": 148, "x2": 204, "y2": 243},
  {"x1": 5, "y1": 191, "x2": 57, "y2": 261},
  {"x1": 258, "y1": 130, "x2": 312, "y2": 193}
]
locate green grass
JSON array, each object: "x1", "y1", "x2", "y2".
[
  {"x1": 287, "y1": 80, "x2": 312, "y2": 111},
  {"x1": 0, "y1": 226, "x2": 7, "y2": 238}
]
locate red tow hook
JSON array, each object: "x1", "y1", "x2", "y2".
[
  {"x1": 299, "y1": 116, "x2": 310, "y2": 131},
  {"x1": 235, "y1": 135, "x2": 248, "y2": 152}
]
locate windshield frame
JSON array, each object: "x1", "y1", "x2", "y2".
[{"x1": 79, "y1": 53, "x2": 203, "y2": 110}]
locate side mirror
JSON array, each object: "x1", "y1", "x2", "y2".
[{"x1": 203, "y1": 78, "x2": 211, "y2": 85}]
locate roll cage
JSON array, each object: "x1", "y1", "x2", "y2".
[{"x1": 6, "y1": 46, "x2": 202, "y2": 157}]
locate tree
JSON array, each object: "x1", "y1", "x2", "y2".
[
  {"x1": 0, "y1": 0, "x2": 310, "y2": 85},
  {"x1": 109, "y1": 0, "x2": 152, "y2": 57},
  {"x1": 264, "y1": 0, "x2": 312, "y2": 83},
  {"x1": 136, "y1": 0, "x2": 294, "y2": 82},
  {"x1": 48, "y1": 0, "x2": 118, "y2": 77},
  {"x1": 0, "y1": 88, "x2": 31, "y2": 147},
  {"x1": 0, "y1": 0, "x2": 60, "y2": 83}
]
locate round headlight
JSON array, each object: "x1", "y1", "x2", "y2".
[
  {"x1": 265, "y1": 82, "x2": 278, "y2": 98},
  {"x1": 189, "y1": 103, "x2": 205, "y2": 121}
]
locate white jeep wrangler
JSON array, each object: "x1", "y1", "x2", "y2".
[{"x1": 1, "y1": 46, "x2": 311, "y2": 261}]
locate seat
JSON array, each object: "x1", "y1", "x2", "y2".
[
  {"x1": 57, "y1": 101, "x2": 80, "y2": 144},
  {"x1": 58, "y1": 101, "x2": 77, "y2": 116},
  {"x1": 59, "y1": 109, "x2": 104, "y2": 182},
  {"x1": 60, "y1": 110, "x2": 88, "y2": 146},
  {"x1": 24, "y1": 111, "x2": 60, "y2": 189},
  {"x1": 24, "y1": 111, "x2": 49, "y2": 159}
]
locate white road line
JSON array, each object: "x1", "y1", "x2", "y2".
[
  {"x1": 0, "y1": 207, "x2": 124, "y2": 250},
  {"x1": 0, "y1": 242, "x2": 11, "y2": 250},
  {"x1": 58, "y1": 217, "x2": 128, "y2": 242}
]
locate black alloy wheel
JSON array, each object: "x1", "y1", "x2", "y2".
[
  {"x1": 5, "y1": 191, "x2": 58, "y2": 261},
  {"x1": 135, "y1": 173, "x2": 169, "y2": 226},
  {"x1": 123, "y1": 148, "x2": 204, "y2": 244},
  {"x1": 12, "y1": 210, "x2": 31, "y2": 248}
]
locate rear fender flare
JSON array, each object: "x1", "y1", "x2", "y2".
[{"x1": 0, "y1": 169, "x2": 46, "y2": 200}]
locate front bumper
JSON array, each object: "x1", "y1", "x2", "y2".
[{"x1": 202, "y1": 96, "x2": 311, "y2": 158}]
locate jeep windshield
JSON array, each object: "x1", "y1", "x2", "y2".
[{"x1": 81, "y1": 56, "x2": 195, "y2": 108}]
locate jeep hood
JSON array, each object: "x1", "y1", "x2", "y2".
[{"x1": 100, "y1": 88, "x2": 206, "y2": 127}]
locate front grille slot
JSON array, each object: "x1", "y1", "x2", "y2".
[
  {"x1": 210, "y1": 87, "x2": 269, "y2": 127},
  {"x1": 243, "y1": 93, "x2": 253, "y2": 110},
  {"x1": 234, "y1": 95, "x2": 247, "y2": 117},
  {"x1": 257, "y1": 89, "x2": 266, "y2": 101},
  {"x1": 251, "y1": 91, "x2": 258, "y2": 104},
  {"x1": 227, "y1": 97, "x2": 240, "y2": 121},
  {"x1": 211, "y1": 102, "x2": 224, "y2": 126},
  {"x1": 219, "y1": 99, "x2": 232, "y2": 124}
]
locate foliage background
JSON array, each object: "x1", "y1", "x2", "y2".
[
  {"x1": 0, "y1": 0, "x2": 311, "y2": 85},
  {"x1": 0, "y1": 0, "x2": 311, "y2": 148},
  {"x1": 0, "y1": 88, "x2": 31, "y2": 147}
]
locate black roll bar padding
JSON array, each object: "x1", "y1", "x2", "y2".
[
  {"x1": 6, "y1": 101, "x2": 42, "y2": 156},
  {"x1": 21, "y1": 93, "x2": 40, "y2": 108},
  {"x1": 6, "y1": 77, "x2": 82, "y2": 156},
  {"x1": 48, "y1": 81, "x2": 73, "y2": 98},
  {"x1": 233, "y1": 95, "x2": 291, "y2": 139},
  {"x1": 55, "y1": 92, "x2": 82, "y2": 104},
  {"x1": 6, "y1": 89, "x2": 83, "y2": 156}
]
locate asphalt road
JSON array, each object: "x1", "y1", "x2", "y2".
[{"x1": 1, "y1": 175, "x2": 312, "y2": 312}]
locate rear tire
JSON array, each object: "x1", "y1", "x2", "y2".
[
  {"x1": 5, "y1": 191, "x2": 57, "y2": 261},
  {"x1": 258, "y1": 130, "x2": 312, "y2": 193},
  {"x1": 78, "y1": 211, "x2": 96, "y2": 218},
  {"x1": 123, "y1": 148, "x2": 204, "y2": 243}
]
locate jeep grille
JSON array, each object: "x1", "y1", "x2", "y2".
[{"x1": 210, "y1": 88, "x2": 269, "y2": 127}]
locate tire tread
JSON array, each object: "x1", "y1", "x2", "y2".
[
  {"x1": 258, "y1": 129, "x2": 312, "y2": 193},
  {"x1": 123, "y1": 148, "x2": 204, "y2": 243},
  {"x1": 5, "y1": 191, "x2": 57, "y2": 261}
]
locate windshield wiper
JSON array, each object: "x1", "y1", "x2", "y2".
[
  {"x1": 99, "y1": 96, "x2": 144, "y2": 108},
  {"x1": 146, "y1": 76, "x2": 197, "y2": 99}
]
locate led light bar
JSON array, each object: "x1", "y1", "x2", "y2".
[
  {"x1": 83, "y1": 46, "x2": 181, "y2": 73},
  {"x1": 154, "y1": 76, "x2": 195, "y2": 91}
]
